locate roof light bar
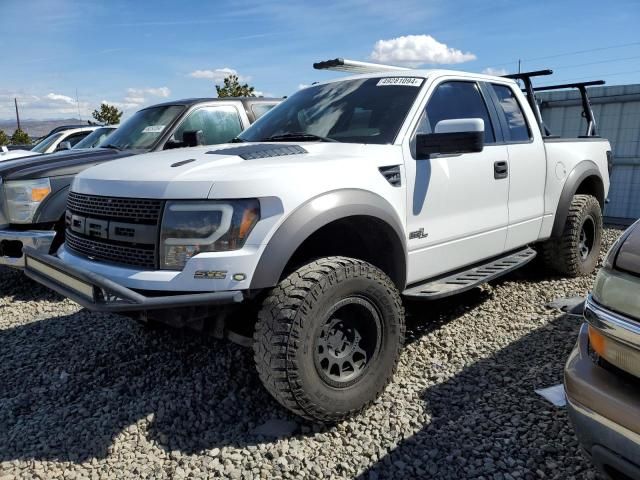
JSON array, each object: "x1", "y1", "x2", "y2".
[{"x1": 313, "y1": 58, "x2": 411, "y2": 74}]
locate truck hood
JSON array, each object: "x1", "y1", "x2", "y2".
[
  {"x1": 73, "y1": 142, "x2": 400, "y2": 199},
  {"x1": 0, "y1": 149, "x2": 41, "y2": 162},
  {"x1": 0, "y1": 147, "x2": 138, "y2": 181}
]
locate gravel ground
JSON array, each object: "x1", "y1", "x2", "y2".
[{"x1": 0, "y1": 229, "x2": 623, "y2": 479}]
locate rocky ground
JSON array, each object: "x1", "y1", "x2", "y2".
[{"x1": 0, "y1": 230, "x2": 622, "y2": 479}]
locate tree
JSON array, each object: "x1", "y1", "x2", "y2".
[
  {"x1": 0, "y1": 130, "x2": 8, "y2": 146},
  {"x1": 92, "y1": 103, "x2": 123, "y2": 125},
  {"x1": 216, "y1": 74, "x2": 256, "y2": 98},
  {"x1": 10, "y1": 128, "x2": 30, "y2": 145}
]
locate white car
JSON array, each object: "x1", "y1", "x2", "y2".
[
  {"x1": 26, "y1": 61, "x2": 611, "y2": 422},
  {"x1": 0, "y1": 126, "x2": 101, "y2": 161}
]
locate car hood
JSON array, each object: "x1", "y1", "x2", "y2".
[
  {"x1": 73, "y1": 142, "x2": 401, "y2": 199},
  {"x1": 0, "y1": 149, "x2": 40, "y2": 162},
  {"x1": 0, "y1": 147, "x2": 139, "y2": 181},
  {"x1": 616, "y1": 221, "x2": 640, "y2": 276}
]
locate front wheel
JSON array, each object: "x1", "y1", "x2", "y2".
[
  {"x1": 253, "y1": 256, "x2": 405, "y2": 422},
  {"x1": 542, "y1": 194, "x2": 603, "y2": 277}
]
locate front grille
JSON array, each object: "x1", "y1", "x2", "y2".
[
  {"x1": 66, "y1": 230, "x2": 156, "y2": 268},
  {"x1": 66, "y1": 192, "x2": 162, "y2": 269},
  {"x1": 67, "y1": 192, "x2": 163, "y2": 223}
]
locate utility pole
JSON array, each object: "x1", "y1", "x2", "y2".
[
  {"x1": 518, "y1": 59, "x2": 521, "y2": 74},
  {"x1": 14, "y1": 98, "x2": 21, "y2": 131}
]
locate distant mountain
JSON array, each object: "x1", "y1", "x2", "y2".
[{"x1": 0, "y1": 118, "x2": 91, "y2": 139}]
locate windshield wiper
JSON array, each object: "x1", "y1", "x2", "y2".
[
  {"x1": 261, "y1": 132, "x2": 338, "y2": 143},
  {"x1": 100, "y1": 144, "x2": 121, "y2": 150}
]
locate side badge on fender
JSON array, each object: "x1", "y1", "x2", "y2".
[
  {"x1": 194, "y1": 271, "x2": 227, "y2": 280},
  {"x1": 409, "y1": 228, "x2": 428, "y2": 240}
]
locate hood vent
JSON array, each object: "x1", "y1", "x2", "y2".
[
  {"x1": 379, "y1": 165, "x2": 402, "y2": 187},
  {"x1": 207, "y1": 144, "x2": 307, "y2": 160}
]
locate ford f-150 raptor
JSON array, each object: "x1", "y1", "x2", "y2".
[
  {"x1": 0, "y1": 97, "x2": 279, "y2": 267},
  {"x1": 25, "y1": 60, "x2": 611, "y2": 422}
]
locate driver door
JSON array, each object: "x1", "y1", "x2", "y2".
[{"x1": 404, "y1": 80, "x2": 510, "y2": 284}]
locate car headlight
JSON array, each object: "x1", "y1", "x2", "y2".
[
  {"x1": 4, "y1": 178, "x2": 52, "y2": 223},
  {"x1": 160, "y1": 199, "x2": 260, "y2": 270},
  {"x1": 592, "y1": 267, "x2": 640, "y2": 321}
]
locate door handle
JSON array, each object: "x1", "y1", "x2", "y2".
[{"x1": 494, "y1": 161, "x2": 508, "y2": 179}]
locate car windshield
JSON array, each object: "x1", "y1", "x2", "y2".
[
  {"x1": 73, "y1": 127, "x2": 116, "y2": 149},
  {"x1": 99, "y1": 105, "x2": 184, "y2": 150},
  {"x1": 238, "y1": 77, "x2": 424, "y2": 144},
  {"x1": 31, "y1": 132, "x2": 63, "y2": 153}
]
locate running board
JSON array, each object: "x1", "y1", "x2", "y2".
[{"x1": 403, "y1": 247, "x2": 537, "y2": 300}]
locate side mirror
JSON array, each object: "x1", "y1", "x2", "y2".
[
  {"x1": 182, "y1": 130, "x2": 205, "y2": 147},
  {"x1": 57, "y1": 141, "x2": 72, "y2": 151},
  {"x1": 415, "y1": 118, "x2": 484, "y2": 159}
]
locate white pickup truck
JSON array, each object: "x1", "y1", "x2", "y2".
[{"x1": 25, "y1": 60, "x2": 611, "y2": 422}]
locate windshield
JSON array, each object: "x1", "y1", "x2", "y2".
[
  {"x1": 238, "y1": 77, "x2": 424, "y2": 144},
  {"x1": 73, "y1": 127, "x2": 116, "y2": 149},
  {"x1": 99, "y1": 105, "x2": 184, "y2": 150},
  {"x1": 31, "y1": 132, "x2": 63, "y2": 153}
]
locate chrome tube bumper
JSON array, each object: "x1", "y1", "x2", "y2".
[{"x1": 0, "y1": 228, "x2": 56, "y2": 268}]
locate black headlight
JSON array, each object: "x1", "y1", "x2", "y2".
[{"x1": 159, "y1": 199, "x2": 260, "y2": 270}]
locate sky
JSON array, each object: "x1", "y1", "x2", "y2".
[{"x1": 1, "y1": 0, "x2": 639, "y2": 121}]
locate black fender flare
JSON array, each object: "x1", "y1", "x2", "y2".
[
  {"x1": 551, "y1": 160, "x2": 604, "y2": 238},
  {"x1": 250, "y1": 189, "x2": 407, "y2": 290}
]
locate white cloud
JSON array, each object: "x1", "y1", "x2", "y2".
[
  {"x1": 298, "y1": 83, "x2": 311, "y2": 90},
  {"x1": 1, "y1": 85, "x2": 170, "y2": 121},
  {"x1": 45, "y1": 93, "x2": 76, "y2": 105},
  {"x1": 189, "y1": 67, "x2": 248, "y2": 83},
  {"x1": 370, "y1": 34, "x2": 476, "y2": 67},
  {"x1": 482, "y1": 67, "x2": 508, "y2": 76},
  {"x1": 123, "y1": 87, "x2": 171, "y2": 105}
]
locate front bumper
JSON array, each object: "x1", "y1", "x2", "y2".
[
  {"x1": 0, "y1": 228, "x2": 56, "y2": 268},
  {"x1": 565, "y1": 322, "x2": 640, "y2": 479},
  {"x1": 23, "y1": 247, "x2": 244, "y2": 312}
]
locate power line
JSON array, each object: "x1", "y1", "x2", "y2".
[
  {"x1": 536, "y1": 69, "x2": 640, "y2": 87},
  {"x1": 479, "y1": 41, "x2": 640, "y2": 71}
]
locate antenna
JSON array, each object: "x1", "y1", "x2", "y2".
[
  {"x1": 75, "y1": 88, "x2": 82, "y2": 122},
  {"x1": 14, "y1": 98, "x2": 21, "y2": 131}
]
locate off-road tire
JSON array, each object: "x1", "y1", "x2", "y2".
[
  {"x1": 542, "y1": 194, "x2": 602, "y2": 277},
  {"x1": 253, "y1": 256, "x2": 405, "y2": 423}
]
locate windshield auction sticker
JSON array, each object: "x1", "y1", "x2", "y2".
[
  {"x1": 142, "y1": 125, "x2": 165, "y2": 133},
  {"x1": 377, "y1": 77, "x2": 424, "y2": 87}
]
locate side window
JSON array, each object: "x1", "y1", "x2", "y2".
[
  {"x1": 251, "y1": 103, "x2": 276, "y2": 119},
  {"x1": 173, "y1": 106, "x2": 243, "y2": 146},
  {"x1": 64, "y1": 132, "x2": 90, "y2": 147},
  {"x1": 491, "y1": 84, "x2": 531, "y2": 142},
  {"x1": 419, "y1": 81, "x2": 495, "y2": 144}
]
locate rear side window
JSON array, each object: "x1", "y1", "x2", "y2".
[
  {"x1": 251, "y1": 103, "x2": 276, "y2": 119},
  {"x1": 421, "y1": 81, "x2": 495, "y2": 144},
  {"x1": 491, "y1": 84, "x2": 531, "y2": 142}
]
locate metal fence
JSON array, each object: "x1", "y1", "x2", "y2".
[{"x1": 539, "y1": 84, "x2": 640, "y2": 223}]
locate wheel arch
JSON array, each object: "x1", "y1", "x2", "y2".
[
  {"x1": 250, "y1": 190, "x2": 407, "y2": 290},
  {"x1": 551, "y1": 160, "x2": 605, "y2": 238}
]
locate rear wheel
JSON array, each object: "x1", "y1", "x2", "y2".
[
  {"x1": 542, "y1": 194, "x2": 602, "y2": 277},
  {"x1": 253, "y1": 256, "x2": 405, "y2": 422}
]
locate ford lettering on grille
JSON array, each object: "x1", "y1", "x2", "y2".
[{"x1": 66, "y1": 211, "x2": 157, "y2": 244}]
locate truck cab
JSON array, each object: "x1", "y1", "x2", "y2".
[{"x1": 24, "y1": 63, "x2": 610, "y2": 422}]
